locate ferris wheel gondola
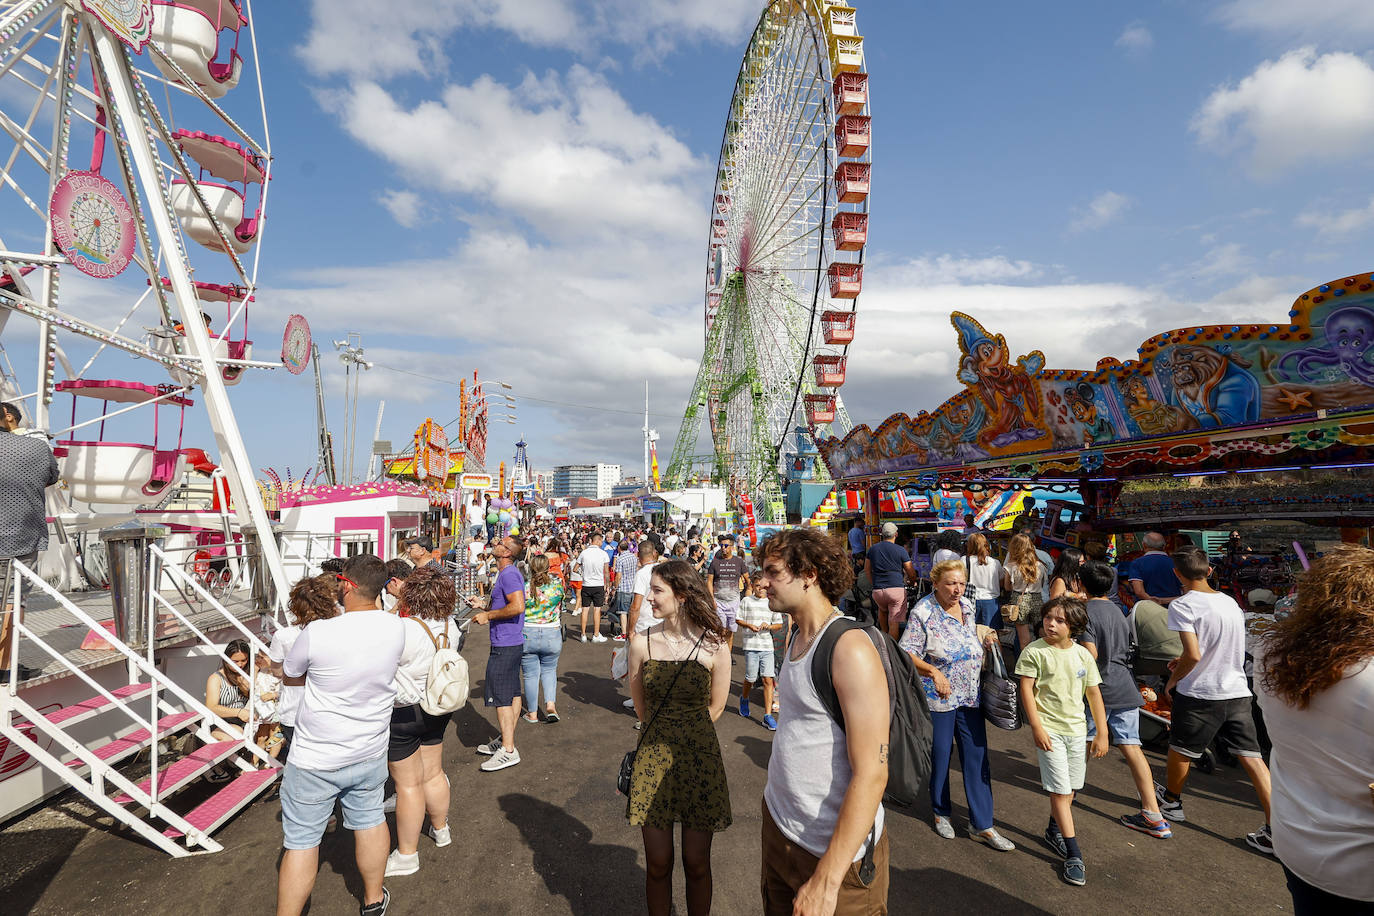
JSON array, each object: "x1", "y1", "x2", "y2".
[{"x1": 665, "y1": 0, "x2": 870, "y2": 523}]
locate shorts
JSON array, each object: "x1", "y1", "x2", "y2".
[
  {"x1": 1168, "y1": 692, "x2": 1262, "y2": 759},
  {"x1": 581, "y1": 585, "x2": 605, "y2": 607},
  {"x1": 872, "y1": 587, "x2": 907, "y2": 624},
  {"x1": 280, "y1": 753, "x2": 387, "y2": 850},
  {"x1": 1035, "y1": 732, "x2": 1086, "y2": 795},
  {"x1": 715, "y1": 597, "x2": 739, "y2": 632},
  {"x1": 744, "y1": 649, "x2": 776, "y2": 682},
  {"x1": 612, "y1": 591, "x2": 634, "y2": 615},
  {"x1": 1086, "y1": 705, "x2": 1141, "y2": 746},
  {"x1": 388, "y1": 703, "x2": 453, "y2": 761},
  {"x1": 484, "y1": 644, "x2": 523, "y2": 707}
]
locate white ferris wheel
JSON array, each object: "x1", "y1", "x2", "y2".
[
  {"x1": 665, "y1": 0, "x2": 869, "y2": 523},
  {"x1": 0, "y1": 0, "x2": 291, "y2": 599}
]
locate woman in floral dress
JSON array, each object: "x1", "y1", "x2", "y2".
[
  {"x1": 625, "y1": 559, "x2": 733, "y2": 916},
  {"x1": 900, "y1": 559, "x2": 1015, "y2": 850}
]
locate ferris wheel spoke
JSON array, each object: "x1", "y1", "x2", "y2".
[{"x1": 749, "y1": 184, "x2": 825, "y2": 267}]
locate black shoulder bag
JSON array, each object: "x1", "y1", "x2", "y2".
[{"x1": 618, "y1": 630, "x2": 706, "y2": 796}]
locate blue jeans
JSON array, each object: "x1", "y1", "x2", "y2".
[
  {"x1": 929, "y1": 706, "x2": 996, "y2": 831},
  {"x1": 280, "y1": 753, "x2": 387, "y2": 850},
  {"x1": 521, "y1": 626, "x2": 562, "y2": 711},
  {"x1": 974, "y1": 598, "x2": 1001, "y2": 628}
]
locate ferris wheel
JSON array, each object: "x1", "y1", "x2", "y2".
[
  {"x1": 664, "y1": 0, "x2": 869, "y2": 523},
  {"x1": 0, "y1": 0, "x2": 291, "y2": 599}
]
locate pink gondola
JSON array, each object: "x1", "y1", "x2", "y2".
[
  {"x1": 150, "y1": 278, "x2": 254, "y2": 385},
  {"x1": 832, "y1": 212, "x2": 867, "y2": 251},
  {"x1": 54, "y1": 380, "x2": 192, "y2": 505},
  {"x1": 805, "y1": 393, "x2": 837, "y2": 424},
  {"x1": 833, "y1": 72, "x2": 868, "y2": 117},
  {"x1": 835, "y1": 162, "x2": 870, "y2": 203},
  {"x1": 169, "y1": 129, "x2": 266, "y2": 254},
  {"x1": 835, "y1": 115, "x2": 871, "y2": 158},
  {"x1": 149, "y1": 0, "x2": 246, "y2": 99}
]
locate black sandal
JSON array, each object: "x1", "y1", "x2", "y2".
[{"x1": 544, "y1": 711, "x2": 560, "y2": 723}]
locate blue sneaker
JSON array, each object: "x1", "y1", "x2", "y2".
[
  {"x1": 762, "y1": 714, "x2": 777, "y2": 731},
  {"x1": 739, "y1": 698, "x2": 750, "y2": 718},
  {"x1": 1044, "y1": 823, "x2": 1068, "y2": 859},
  {"x1": 1062, "y1": 857, "x2": 1086, "y2": 886},
  {"x1": 1120, "y1": 812, "x2": 1172, "y2": 839}
]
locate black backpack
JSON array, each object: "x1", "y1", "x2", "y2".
[{"x1": 809, "y1": 618, "x2": 933, "y2": 808}]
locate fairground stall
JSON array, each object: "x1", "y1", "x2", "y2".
[{"x1": 819, "y1": 270, "x2": 1374, "y2": 565}]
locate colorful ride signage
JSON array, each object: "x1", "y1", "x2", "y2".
[
  {"x1": 413, "y1": 419, "x2": 449, "y2": 487},
  {"x1": 459, "y1": 473, "x2": 493, "y2": 491},
  {"x1": 50, "y1": 171, "x2": 136, "y2": 279},
  {"x1": 281, "y1": 314, "x2": 311, "y2": 375},
  {"x1": 81, "y1": 0, "x2": 155, "y2": 51}
]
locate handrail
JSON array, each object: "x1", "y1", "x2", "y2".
[
  {"x1": 8, "y1": 560, "x2": 274, "y2": 767},
  {"x1": 150, "y1": 543, "x2": 270, "y2": 655}
]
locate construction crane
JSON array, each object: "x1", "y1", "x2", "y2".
[{"x1": 312, "y1": 343, "x2": 338, "y2": 485}]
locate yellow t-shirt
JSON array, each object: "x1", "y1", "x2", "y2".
[{"x1": 1013, "y1": 639, "x2": 1101, "y2": 736}]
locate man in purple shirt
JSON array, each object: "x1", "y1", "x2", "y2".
[{"x1": 467, "y1": 540, "x2": 526, "y2": 771}]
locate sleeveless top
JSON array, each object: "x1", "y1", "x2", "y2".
[
  {"x1": 764, "y1": 614, "x2": 884, "y2": 859},
  {"x1": 217, "y1": 672, "x2": 247, "y2": 710}
]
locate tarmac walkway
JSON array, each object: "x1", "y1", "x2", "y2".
[{"x1": 2, "y1": 622, "x2": 1291, "y2": 915}]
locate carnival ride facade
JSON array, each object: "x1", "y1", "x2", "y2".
[
  {"x1": 0, "y1": 0, "x2": 304, "y2": 854},
  {"x1": 665, "y1": 0, "x2": 869, "y2": 524},
  {"x1": 820, "y1": 272, "x2": 1374, "y2": 540}
]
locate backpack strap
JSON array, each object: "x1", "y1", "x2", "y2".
[
  {"x1": 809, "y1": 618, "x2": 896, "y2": 732},
  {"x1": 410, "y1": 615, "x2": 444, "y2": 651}
]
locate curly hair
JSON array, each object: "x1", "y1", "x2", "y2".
[
  {"x1": 1261, "y1": 545, "x2": 1374, "y2": 708},
  {"x1": 401, "y1": 565, "x2": 457, "y2": 621},
  {"x1": 649, "y1": 559, "x2": 730, "y2": 643},
  {"x1": 288, "y1": 574, "x2": 340, "y2": 627},
  {"x1": 754, "y1": 527, "x2": 855, "y2": 603},
  {"x1": 934, "y1": 529, "x2": 964, "y2": 554}
]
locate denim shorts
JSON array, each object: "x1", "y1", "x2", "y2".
[
  {"x1": 1086, "y1": 705, "x2": 1142, "y2": 746},
  {"x1": 744, "y1": 649, "x2": 776, "y2": 682},
  {"x1": 280, "y1": 753, "x2": 387, "y2": 849}
]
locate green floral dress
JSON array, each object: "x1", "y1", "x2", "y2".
[{"x1": 627, "y1": 642, "x2": 732, "y2": 832}]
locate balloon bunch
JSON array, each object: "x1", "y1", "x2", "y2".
[{"x1": 489, "y1": 496, "x2": 519, "y2": 538}]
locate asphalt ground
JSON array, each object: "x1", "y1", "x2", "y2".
[{"x1": 3, "y1": 617, "x2": 1292, "y2": 915}]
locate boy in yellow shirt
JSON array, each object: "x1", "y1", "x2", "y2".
[{"x1": 1015, "y1": 597, "x2": 1108, "y2": 887}]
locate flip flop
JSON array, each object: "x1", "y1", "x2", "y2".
[{"x1": 544, "y1": 712, "x2": 560, "y2": 723}]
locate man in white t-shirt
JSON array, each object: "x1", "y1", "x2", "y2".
[
  {"x1": 1156, "y1": 546, "x2": 1273, "y2": 854},
  {"x1": 574, "y1": 532, "x2": 611, "y2": 643},
  {"x1": 620, "y1": 541, "x2": 661, "y2": 708},
  {"x1": 277, "y1": 554, "x2": 406, "y2": 916}
]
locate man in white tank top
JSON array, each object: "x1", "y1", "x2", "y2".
[{"x1": 756, "y1": 528, "x2": 891, "y2": 916}]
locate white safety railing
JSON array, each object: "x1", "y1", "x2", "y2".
[{"x1": 1, "y1": 558, "x2": 277, "y2": 855}]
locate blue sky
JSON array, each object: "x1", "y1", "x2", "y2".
[{"x1": 9, "y1": 0, "x2": 1374, "y2": 484}]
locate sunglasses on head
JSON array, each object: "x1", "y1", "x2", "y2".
[{"x1": 335, "y1": 573, "x2": 359, "y2": 589}]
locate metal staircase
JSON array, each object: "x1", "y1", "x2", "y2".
[{"x1": 2, "y1": 540, "x2": 280, "y2": 856}]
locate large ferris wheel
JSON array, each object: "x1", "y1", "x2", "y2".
[
  {"x1": 664, "y1": 0, "x2": 869, "y2": 523},
  {"x1": 0, "y1": 0, "x2": 291, "y2": 599}
]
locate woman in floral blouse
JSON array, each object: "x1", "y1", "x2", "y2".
[
  {"x1": 900, "y1": 559, "x2": 1014, "y2": 850},
  {"x1": 520, "y1": 554, "x2": 567, "y2": 723}
]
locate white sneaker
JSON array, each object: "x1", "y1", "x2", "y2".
[
  {"x1": 622, "y1": 698, "x2": 636, "y2": 709},
  {"x1": 429, "y1": 824, "x2": 451, "y2": 848},
  {"x1": 480, "y1": 746, "x2": 521, "y2": 772},
  {"x1": 382, "y1": 793, "x2": 397, "y2": 813},
  {"x1": 591, "y1": 634, "x2": 608, "y2": 643},
  {"x1": 579, "y1": 634, "x2": 588, "y2": 643},
  {"x1": 476, "y1": 738, "x2": 502, "y2": 756},
  {"x1": 384, "y1": 849, "x2": 419, "y2": 877}
]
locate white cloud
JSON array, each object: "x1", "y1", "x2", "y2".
[
  {"x1": 322, "y1": 67, "x2": 706, "y2": 243},
  {"x1": 1215, "y1": 0, "x2": 1374, "y2": 43},
  {"x1": 1191, "y1": 48, "x2": 1374, "y2": 176},
  {"x1": 1296, "y1": 195, "x2": 1374, "y2": 236},
  {"x1": 883, "y1": 254, "x2": 1042, "y2": 286},
  {"x1": 1115, "y1": 21, "x2": 1153, "y2": 54},
  {"x1": 1070, "y1": 191, "x2": 1131, "y2": 232},
  {"x1": 377, "y1": 189, "x2": 425, "y2": 228},
  {"x1": 300, "y1": 0, "x2": 760, "y2": 79}
]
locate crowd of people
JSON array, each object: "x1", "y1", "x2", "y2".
[{"x1": 209, "y1": 507, "x2": 1372, "y2": 916}]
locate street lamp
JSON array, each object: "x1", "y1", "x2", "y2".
[{"x1": 333, "y1": 333, "x2": 372, "y2": 484}]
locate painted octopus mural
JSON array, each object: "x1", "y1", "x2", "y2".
[{"x1": 818, "y1": 271, "x2": 1374, "y2": 479}]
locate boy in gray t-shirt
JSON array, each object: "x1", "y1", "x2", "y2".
[{"x1": 1078, "y1": 561, "x2": 1169, "y2": 839}]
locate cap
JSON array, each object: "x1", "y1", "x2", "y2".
[
  {"x1": 880, "y1": 522, "x2": 898, "y2": 538},
  {"x1": 1247, "y1": 588, "x2": 1276, "y2": 607}
]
